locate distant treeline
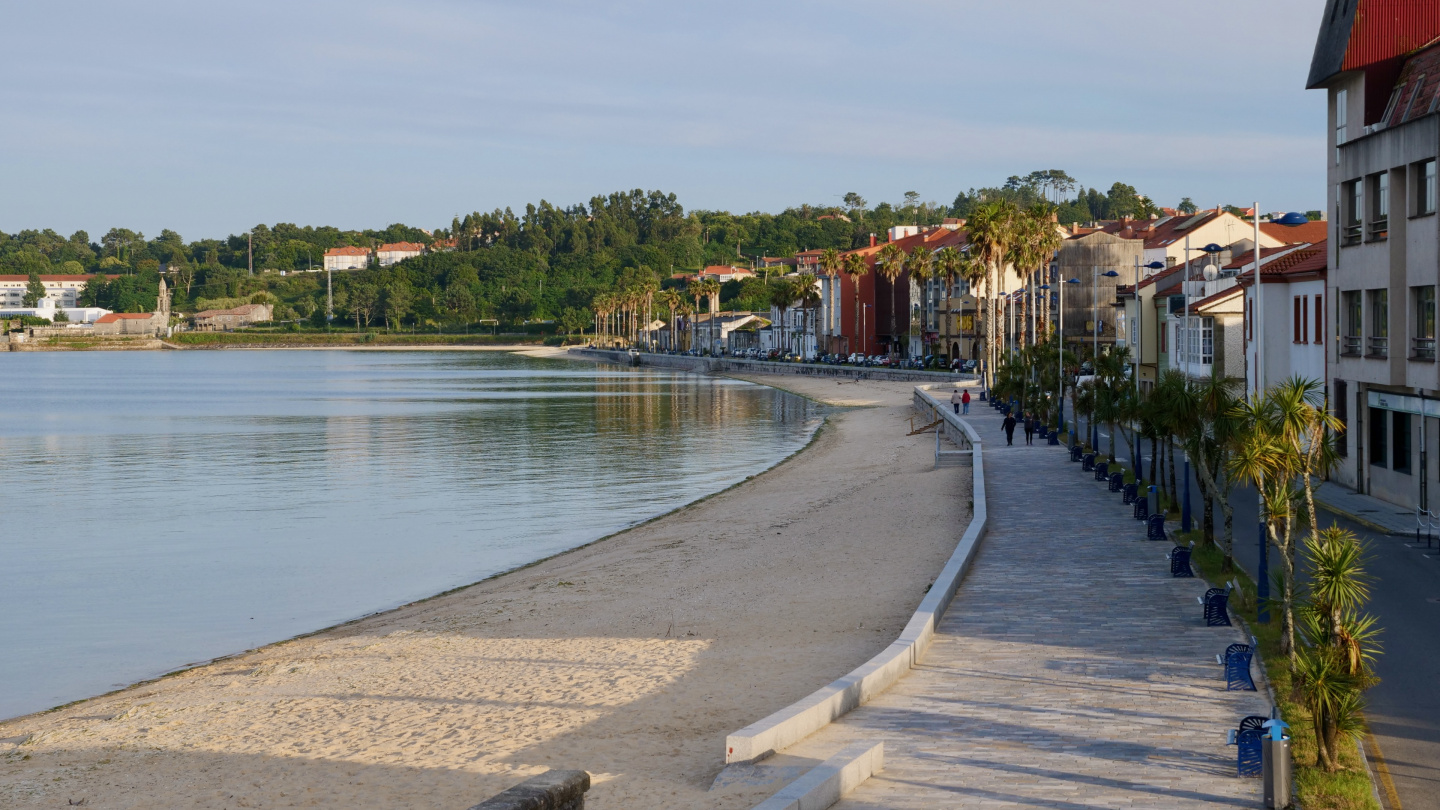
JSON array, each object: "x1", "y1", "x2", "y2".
[{"x1": 1, "y1": 174, "x2": 1173, "y2": 326}]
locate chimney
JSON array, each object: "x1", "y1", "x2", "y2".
[{"x1": 869, "y1": 233, "x2": 877, "y2": 248}]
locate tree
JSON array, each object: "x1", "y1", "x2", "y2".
[
  {"x1": 444, "y1": 283, "x2": 475, "y2": 325},
  {"x1": 966, "y1": 199, "x2": 1020, "y2": 387},
  {"x1": 843, "y1": 192, "x2": 867, "y2": 214},
  {"x1": 934, "y1": 246, "x2": 962, "y2": 358},
  {"x1": 842, "y1": 253, "x2": 868, "y2": 355},
  {"x1": 905, "y1": 246, "x2": 935, "y2": 354},
  {"x1": 22, "y1": 272, "x2": 46, "y2": 307},
  {"x1": 818, "y1": 247, "x2": 843, "y2": 350},
  {"x1": 381, "y1": 283, "x2": 413, "y2": 331},
  {"x1": 1178, "y1": 197, "x2": 1198, "y2": 214},
  {"x1": 349, "y1": 283, "x2": 379, "y2": 330},
  {"x1": 874, "y1": 243, "x2": 906, "y2": 357}
]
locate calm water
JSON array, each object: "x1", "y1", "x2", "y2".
[{"x1": 0, "y1": 350, "x2": 820, "y2": 720}]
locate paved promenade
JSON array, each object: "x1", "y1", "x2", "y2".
[{"x1": 782, "y1": 400, "x2": 1272, "y2": 808}]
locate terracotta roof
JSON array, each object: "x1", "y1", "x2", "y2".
[
  {"x1": 324, "y1": 246, "x2": 370, "y2": 256},
  {"x1": 1259, "y1": 220, "x2": 1328, "y2": 244},
  {"x1": 95, "y1": 313, "x2": 155, "y2": 323},
  {"x1": 1222, "y1": 245, "x2": 1299, "y2": 269},
  {"x1": 1192, "y1": 286, "x2": 1244, "y2": 310},
  {"x1": 1237, "y1": 241, "x2": 1328, "y2": 282},
  {"x1": 377, "y1": 242, "x2": 426, "y2": 252}
]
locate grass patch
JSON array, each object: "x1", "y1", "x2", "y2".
[{"x1": 1180, "y1": 531, "x2": 1381, "y2": 810}]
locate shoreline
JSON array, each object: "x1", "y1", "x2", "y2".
[{"x1": 0, "y1": 373, "x2": 969, "y2": 809}]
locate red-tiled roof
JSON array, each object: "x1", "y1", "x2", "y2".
[
  {"x1": 95, "y1": 313, "x2": 155, "y2": 323},
  {"x1": 1235, "y1": 242, "x2": 1328, "y2": 284},
  {"x1": 1192, "y1": 286, "x2": 1244, "y2": 310},
  {"x1": 377, "y1": 242, "x2": 425, "y2": 252},
  {"x1": 1260, "y1": 220, "x2": 1329, "y2": 244},
  {"x1": 324, "y1": 246, "x2": 370, "y2": 256},
  {"x1": 1222, "y1": 245, "x2": 1298, "y2": 269}
]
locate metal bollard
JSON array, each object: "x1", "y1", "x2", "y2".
[{"x1": 1262, "y1": 721, "x2": 1292, "y2": 809}]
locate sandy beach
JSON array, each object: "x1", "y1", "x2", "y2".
[{"x1": 0, "y1": 373, "x2": 972, "y2": 809}]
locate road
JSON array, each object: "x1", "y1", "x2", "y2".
[{"x1": 1074, "y1": 414, "x2": 1440, "y2": 810}]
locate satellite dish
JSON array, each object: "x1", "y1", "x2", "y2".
[{"x1": 1203, "y1": 264, "x2": 1219, "y2": 281}]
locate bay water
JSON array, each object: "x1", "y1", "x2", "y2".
[{"x1": 0, "y1": 350, "x2": 820, "y2": 720}]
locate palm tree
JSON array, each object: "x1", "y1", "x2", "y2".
[
  {"x1": 1010, "y1": 204, "x2": 1062, "y2": 350},
  {"x1": 768, "y1": 278, "x2": 795, "y2": 355},
  {"x1": 842, "y1": 253, "x2": 868, "y2": 356},
  {"x1": 795, "y1": 272, "x2": 819, "y2": 358},
  {"x1": 905, "y1": 246, "x2": 935, "y2": 357},
  {"x1": 967, "y1": 199, "x2": 1020, "y2": 387},
  {"x1": 818, "y1": 247, "x2": 843, "y2": 353},
  {"x1": 657, "y1": 288, "x2": 681, "y2": 350},
  {"x1": 874, "y1": 242, "x2": 906, "y2": 357},
  {"x1": 934, "y1": 246, "x2": 962, "y2": 361},
  {"x1": 702, "y1": 277, "x2": 722, "y2": 354},
  {"x1": 676, "y1": 301, "x2": 694, "y2": 350},
  {"x1": 686, "y1": 278, "x2": 705, "y2": 352}
]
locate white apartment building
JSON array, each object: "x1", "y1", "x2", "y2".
[
  {"x1": 0, "y1": 274, "x2": 101, "y2": 308},
  {"x1": 323, "y1": 246, "x2": 371, "y2": 271},
  {"x1": 377, "y1": 242, "x2": 425, "y2": 267}
]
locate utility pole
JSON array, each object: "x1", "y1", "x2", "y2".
[
  {"x1": 327, "y1": 262, "x2": 334, "y2": 325},
  {"x1": 247, "y1": 232, "x2": 254, "y2": 276}
]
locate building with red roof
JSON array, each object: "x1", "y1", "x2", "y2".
[
  {"x1": 377, "y1": 242, "x2": 426, "y2": 267},
  {"x1": 323, "y1": 245, "x2": 371, "y2": 272}
]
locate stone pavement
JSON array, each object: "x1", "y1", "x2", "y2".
[
  {"x1": 780, "y1": 401, "x2": 1273, "y2": 808},
  {"x1": 1314, "y1": 479, "x2": 1420, "y2": 536}
]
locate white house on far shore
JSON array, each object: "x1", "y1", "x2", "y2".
[
  {"x1": 323, "y1": 246, "x2": 371, "y2": 271},
  {"x1": 377, "y1": 242, "x2": 425, "y2": 267}
]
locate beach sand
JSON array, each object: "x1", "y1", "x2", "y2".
[{"x1": 0, "y1": 374, "x2": 972, "y2": 809}]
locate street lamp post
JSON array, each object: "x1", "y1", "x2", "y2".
[
  {"x1": 1044, "y1": 277, "x2": 1081, "y2": 439},
  {"x1": 1131, "y1": 258, "x2": 1165, "y2": 477},
  {"x1": 1091, "y1": 267, "x2": 1119, "y2": 449}
]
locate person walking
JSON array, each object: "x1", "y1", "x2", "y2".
[
  {"x1": 1024, "y1": 412, "x2": 1037, "y2": 445},
  {"x1": 1002, "y1": 411, "x2": 1017, "y2": 446},
  {"x1": 961, "y1": 389, "x2": 970, "y2": 414},
  {"x1": 950, "y1": 388, "x2": 963, "y2": 415}
]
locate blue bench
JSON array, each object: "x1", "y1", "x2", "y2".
[
  {"x1": 1168, "y1": 545, "x2": 1193, "y2": 577},
  {"x1": 1227, "y1": 715, "x2": 1269, "y2": 777},
  {"x1": 1133, "y1": 495, "x2": 1149, "y2": 521},
  {"x1": 1094, "y1": 461, "x2": 1109, "y2": 480},
  {"x1": 1082, "y1": 453, "x2": 1096, "y2": 471},
  {"x1": 1108, "y1": 471, "x2": 1124, "y2": 492},
  {"x1": 1047, "y1": 430, "x2": 1059, "y2": 445},
  {"x1": 1200, "y1": 586, "x2": 1233, "y2": 626},
  {"x1": 1122, "y1": 483, "x2": 1139, "y2": 504},
  {"x1": 1146, "y1": 514, "x2": 1167, "y2": 541},
  {"x1": 1217, "y1": 638, "x2": 1257, "y2": 691},
  {"x1": 1070, "y1": 445, "x2": 1083, "y2": 462}
]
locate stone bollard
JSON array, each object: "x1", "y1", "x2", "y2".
[{"x1": 467, "y1": 770, "x2": 591, "y2": 810}]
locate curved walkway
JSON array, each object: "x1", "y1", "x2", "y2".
[{"x1": 780, "y1": 400, "x2": 1272, "y2": 808}]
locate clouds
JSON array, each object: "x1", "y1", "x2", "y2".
[{"x1": 0, "y1": 0, "x2": 1328, "y2": 237}]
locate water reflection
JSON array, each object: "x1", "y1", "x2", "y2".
[{"x1": 0, "y1": 351, "x2": 820, "y2": 720}]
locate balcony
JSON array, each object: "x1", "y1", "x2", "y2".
[
  {"x1": 1367, "y1": 336, "x2": 1389, "y2": 357},
  {"x1": 1342, "y1": 223, "x2": 1363, "y2": 245},
  {"x1": 1413, "y1": 337, "x2": 1437, "y2": 361},
  {"x1": 1341, "y1": 335, "x2": 1362, "y2": 356}
]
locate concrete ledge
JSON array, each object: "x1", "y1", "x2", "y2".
[
  {"x1": 466, "y1": 769, "x2": 590, "y2": 810},
  {"x1": 566, "y1": 348, "x2": 979, "y2": 383},
  {"x1": 751, "y1": 742, "x2": 884, "y2": 810},
  {"x1": 723, "y1": 385, "x2": 986, "y2": 763}
]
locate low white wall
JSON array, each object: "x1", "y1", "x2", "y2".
[
  {"x1": 750, "y1": 741, "x2": 884, "y2": 810},
  {"x1": 723, "y1": 385, "x2": 986, "y2": 763}
]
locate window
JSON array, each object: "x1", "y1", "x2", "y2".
[
  {"x1": 1394, "y1": 411, "x2": 1412, "y2": 474},
  {"x1": 1314, "y1": 294, "x2": 1324, "y2": 345},
  {"x1": 1415, "y1": 286, "x2": 1436, "y2": 360},
  {"x1": 1369, "y1": 172, "x2": 1389, "y2": 240},
  {"x1": 1342, "y1": 290, "x2": 1362, "y2": 355},
  {"x1": 1336, "y1": 88, "x2": 1348, "y2": 165},
  {"x1": 1334, "y1": 380, "x2": 1348, "y2": 457},
  {"x1": 1370, "y1": 406, "x2": 1388, "y2": 467},
  {"x1": 1382, "y1": 84, "x2": 1405, "y2": 127},
  {"x1": 1176, "y1": 316, "x2": 1213, "y2": 367},
  {"x1": 1160, "y1": 319, "x2": 1166, "y2": 351},
  {"x1": 1294, "y1": 296, "x2": 1305, "y2": 343},
  {"x1": 1369, "y1": 289, "x2": 1389, "y2": 356},
  {"x1": 1403, "y1": 75, "x2": 1428, "y2": 122},
  {"x1": 1343, "y1": 179, "x2": 1363, "y2": 244},
  {"x1": 1418, "y1": 159, "x2": 1437, "y2": 215}
]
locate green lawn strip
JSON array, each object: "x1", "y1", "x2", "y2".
[{"x1": 1177, "y1": 531, "x2": 1381, "y2": 810}]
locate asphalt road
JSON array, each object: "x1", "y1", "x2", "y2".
[{"x1": 1072, "y1": 415, "x2": 1440, "y2": 810}]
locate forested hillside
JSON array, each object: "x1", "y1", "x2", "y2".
[{"x1": 0, "y1": 175, "x2": 1169, "y2": 328}]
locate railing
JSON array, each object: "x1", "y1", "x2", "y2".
[
  {"x1": 1341, "y1": 335, "x2": 1362, "y2": 356},
  {"x1": 1417, "y1": 508, "x2": 1439, "y2": 551},
  {"x1": 1342, "y1": 223, "x2": 1363, "y2": 245},
  {"x1": 1368, "y1": 217, "x2": 1389, "y2": 241},
  {"x1": 1368, "y1": 336, "x2": 1389, "y2": 356},
  {"x1": 1413, "y1": 337, "x2": 1436, "y2": 360}
]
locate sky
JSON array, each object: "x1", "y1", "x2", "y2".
[{"x1": 2, "y1": 0, "x2": 1329, "y2": 241}]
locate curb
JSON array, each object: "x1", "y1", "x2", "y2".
[
  {"x1": 751, "y1": 742, "x2": 884, "y2": 810},
  {"x1": 1313, "y1": 498, "x2": 1410, "y2": 537}
]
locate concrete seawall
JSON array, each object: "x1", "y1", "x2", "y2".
[{"x1": 567, "y1": 348, "x2": 979, "y2": 384}]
